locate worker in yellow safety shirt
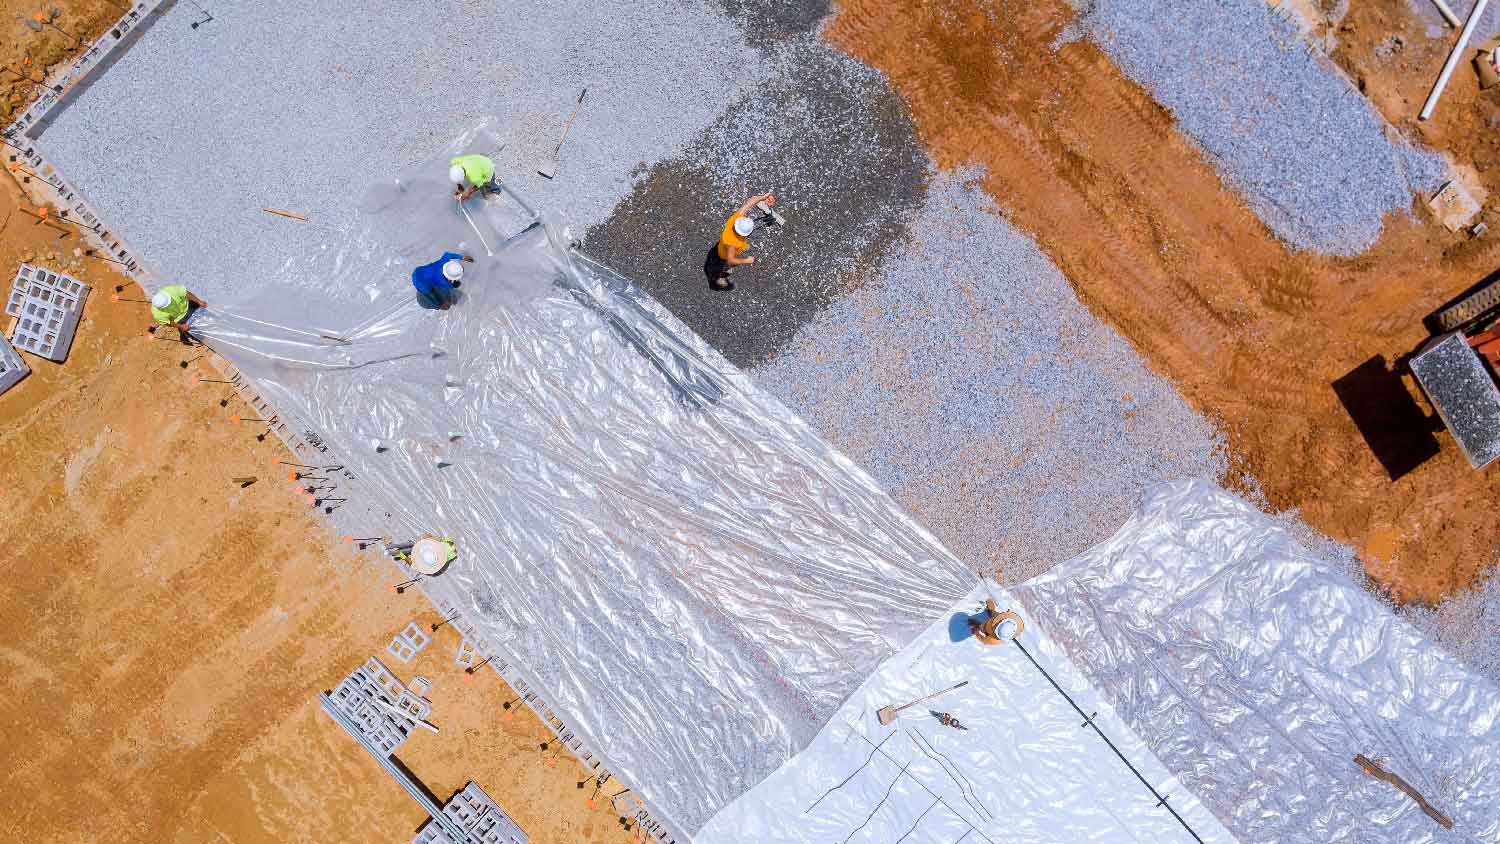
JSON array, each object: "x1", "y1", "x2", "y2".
[
  {"x1": 150, "y1": 284, "x2": 207, "y2": 343},
  {"x1": 395, "y1": 535, "x2": 459, "y2": 574},
  {"x1": 703, "y1": 192, "x2": 774, "y2": 292},
  {"x1": 450, "y1": 154, "x2": 500, "y2": 201}
]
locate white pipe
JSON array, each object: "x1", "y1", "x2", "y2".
[
  {"x1": 371, "y1": 697, "x2": 440, "y2": 733},
  {"x1": 1421, "y1": 0, "x2": 1490, "y2": 121},
  {"x1": 1432, "y1": 0, "x2": 1463, "y2": 28}
]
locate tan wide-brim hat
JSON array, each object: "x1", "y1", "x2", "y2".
[{"x1": 410, "y1": 536, "x2": 449, "y2": 575}]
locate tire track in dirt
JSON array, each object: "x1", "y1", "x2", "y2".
[{"x1": 829, "y1": 0, "x2": 1500, "y2": 603}]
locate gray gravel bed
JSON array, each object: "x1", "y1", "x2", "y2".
[
  {"x1": 37, "y1": 0, "x2": 761, "y2": 301},
  {"x1": 583, "y1": 32, "x2": 927, "y2": 367},
  {"x1": 754, "y1": 171, "x2": 1227, "y2": 583},
  {"x1": 1063, "y1": 0, "x2": 1447, "y2": 256}
]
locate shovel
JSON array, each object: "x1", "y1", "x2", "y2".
[
  {"x1": 876, "y1": 680, "x2": 969, "y2": 726},
  {"x1": 537, "y1": 87, "x2": 587, "y2": 180}
]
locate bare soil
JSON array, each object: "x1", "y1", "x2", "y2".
[{"x1": 828, "y1": 0, "x2": 1500, "y2": 605}]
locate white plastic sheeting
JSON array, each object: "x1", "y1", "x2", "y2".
[
  {"x1": 129, "y1": 125, "x2": 1500, "y2": 841},
  {"x1": 1013, "y1": 481, "x2": 1500, "y2": 843},
  {"x1": 183, "y1": 133, "x2": 978, "y2": 834},
  {"x1": 697, "y1": 584, "x2": 1236, "y2": 844}
]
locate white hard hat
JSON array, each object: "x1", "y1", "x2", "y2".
[
  {"x1": 151, "y1": 291, "x2": 171, "y2": 310},
  {"x1": 442, "y1": 259, "x2": 464, "y2": 281},
  {"x1": 449, "y1": 164, "x2": 467, "y2": 184},
  {"x1": 733, "y1": 216, "x2": 755, "y2": 237}
]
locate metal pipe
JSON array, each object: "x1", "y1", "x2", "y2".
[
  {"x1": 1431, "y1": 0, "x2": 1463, "y2": 27},
  {"x1": 370, "y1": 697, "x2": 440, "y2": 734},
  {"x1": 1420, "y1": 0, "x2": 1490, "y2": 121}
]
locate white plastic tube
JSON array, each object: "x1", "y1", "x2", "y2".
[
  {"x1": 1432, "y1": 0, "x2": 1463, "y2": 28},
  {"x1": 1420, "y1": 0, "x2": 1490, "y2": 121}
]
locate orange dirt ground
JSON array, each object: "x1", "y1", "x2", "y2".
[
  {"x1": 0, "y1": 8, "x2": 620, "y2": 843},
  {"x1": 829, "y1": 0, "x2": 1500, "y2": 605}
]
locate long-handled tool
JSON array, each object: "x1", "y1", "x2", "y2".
[
  {"x1": 457, "y1": 199, "x2": 493, "y2": 256},
  {"x1": 877, "y1": 680, "x2": 969, "y2": 726},
  {"x1": 537, "y1": 88, "x2": 587, "y2": 179}
]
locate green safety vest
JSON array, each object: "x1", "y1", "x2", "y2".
[
  {"x1": 450, "y1": 155, "x2": 494, "y2": 187},
  {"x1": 151, "y1": 284, "x2": 190, "y2": 325}
]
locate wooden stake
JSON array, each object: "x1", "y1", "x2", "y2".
[
  {"x1": 262, "y1": 207, "x2": 308, "y2": 221},
  {"x1": 1354, "y1": 755, "x2": 1453, "y2": 829}
]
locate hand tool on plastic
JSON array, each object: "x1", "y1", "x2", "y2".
[
  {"x1": 537, "y1": 88, "x2": 587, "y2": 179},
  {"x1": 877, "y1": 680, "x2": 969, "y2": 725}
]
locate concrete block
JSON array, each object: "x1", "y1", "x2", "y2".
[
  {"x1": 329, "y1": 657, "x2": 415, "y2": 757},
  {"x1": 0, "y1": 335, "x2": 29, "y2": 396},
  {"x1": 414, "y1": 781, "x2": 528, "y2": 844},
  {"x1": 6, "y1": 264, "x2": 90, "y2": 362},
  {"x1": 454, "y1": 637, "x2": 479, "y2": 669},
  {"x1": 411, "y1": 824, "x2": 455, "y2": 844},
  {"x1": 387, "y1": 621, "x2": 431, "y2": 664},
  {"x1": 446, "y1": 782, "x2": 528, "y2": 844}
]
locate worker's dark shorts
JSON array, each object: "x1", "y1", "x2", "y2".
[
  {"x1": 703, "y1": 244, "x2": 733, "y2": 291},
  {"x1": 415, "y1": 285, "x2": 457, "y2": 309}
]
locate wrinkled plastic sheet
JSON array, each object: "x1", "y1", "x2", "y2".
[
  {"x1": 1011, "y1": 481, "x2": 1500, "y2": 843},
  {"x1": 184, "y1": 130, "x2": 978, "y2": 833},
  {"x1": 696, "y1": 584, "x2": 1236, "y2": 843}
]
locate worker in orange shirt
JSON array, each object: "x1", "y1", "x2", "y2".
[{"x1": 703, "y1": 191, "x2": 775, "y2": 292}]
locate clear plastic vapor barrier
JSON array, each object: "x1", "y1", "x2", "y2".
[
  {"x1": 184, "y1": 134, "x2": 978, "y2": 833},
  {"x1": 1012, "y1": 481, "x2": 1500, "y2": 843}
]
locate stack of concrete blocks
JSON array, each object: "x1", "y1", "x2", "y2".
[
  {"x1": 0, "y1": 333, "x2": 28, "y2": 395},
  {"x1": 326, "y1": 657, "x2": 418, "y2": 757},
  {"x1": 6, "y1": 264, "x2": 90, "y2": 362},
  {"x1": 412, "y1": 782, "x2": 528, "y2": 844}
]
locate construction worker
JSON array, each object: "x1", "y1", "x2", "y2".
[
  {"x1": 704, "y1": 191, "x2": 775, "y2": 292},
  {"x1": 411, "y1": 251, "x2": 475, "y2": 310},
  {"x1": 450, "y1": 154, "x2": 500, "y2": 201},
  {"x1": 396, "y1": 535, "x2": 458, "y2": 572},
  {"x1": 967, "y1": 598, "x2": 1023, "y2": 646},
  {"x1": 149, "y1": 285, "x2": 206, "y2": 342}
]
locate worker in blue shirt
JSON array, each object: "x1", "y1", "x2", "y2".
[{"x1": 411, "y1": 251, "x2": 475, "y2": 310}]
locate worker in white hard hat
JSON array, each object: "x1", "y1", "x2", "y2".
[
  {"x1": 704, "y1": 192, "x2": 775, "y2": 292},
  {"x1": 411, "y1": 250, "x2": 475, "y2": 310},
  {"x1": 394, "y1": 534, "x2": 458, "y2": 575},
  {"x1": 149, "y1": 284, "x2": 207, "y2": 343},
  {"x1": 450, "y1": 154, "x2": 500, "y2": 201}
]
